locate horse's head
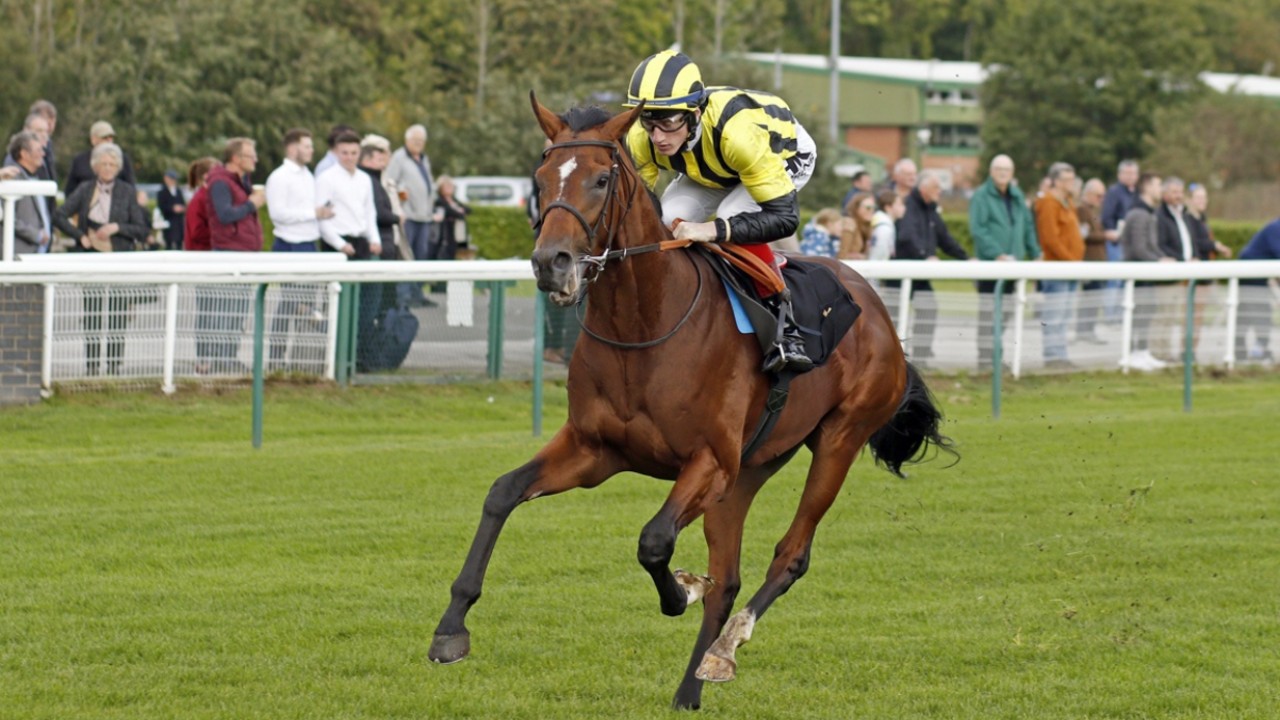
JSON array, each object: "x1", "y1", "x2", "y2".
[{"x1": 529, "y1": 92, "x2": 643, "y2": 306}]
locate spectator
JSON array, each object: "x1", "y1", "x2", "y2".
[
  {"x1": 867, "y1": 190, "x2": 903, "y2": 262},
  {"x1": 183, "y1": 157, "x2": 219, "y2": 373},
  {"x1": 1100, "y1": 159, "x2": 1140, "y2": 321},
  {"x1": 1033, "y1": 161, "x2": 1084, "y2": 370},
  {"x1": 157, "y1": 169, "x2": 186, "y2": 250},
  {"x1": 891, "y1": 170, "x2": 972, "y2": 362},
  {"x1": 265, "y1": 129, "x2": 333, "y2": 370},
  {"x1": 1184, "y1": 182, "x2": 1230, "y2": 352},
  {"x1": 839, "y1": 191, "x2": 874, "y2": 260},
  {"x1": 386, "y1": 124, "x2": 437, "y2": 262},
  {"x1": 65, "y1": 121, "x2": 136, "y2": 200},
  {"x1": 28, "y1": 100, "x2": 58, "y2": 182},
  {"x1": 52, "y1": 142, "x2": 148, "y2": 376},
  {"x1": 798, "y1": 208, "x2": 844, "y2": 258},
  {"x1": 205, "y1": 138, "x2": 265, "y2": 373},
  {"x1": 316, "y1": 132, "x2": 379, "y2": 258},
  {"x1": 880, "y1": 158, "x2": 918, "y2": 201},
  {"x1": 432, "y1": 175, "x2": 471, "y2": 261},
  {"x1": 1076, "y1": 178, "x2": 1109, "y2": 344},
  {"x1": 1151, "y1": 177, "x2": 1211, "y2": 362},
  {"x1": 969, "y1": 154, "x2": 1039, "y2": 370},
  {"x1": 6, "y1": 131, "x2": 53, "y2": 255},
  {"x1": 315, "y1": 124, "x2": 357, "y2": 177},
  {"x1": 317, "y1": 131, "x2": 382, "y2": 369},
  {"x1": 1119, "y1": 173, "x2": 1172, "y2": 371},
  {"x1": 1236, "y1": 219, "x2": 1279, "y2": 363},
  {"x1": 206, "y1": 138, "x2": 264, "y2": 251},
  {"x1": 841, "y1": 167, "x2": 873, "y2": 210},
  {"x1": 183, "y1": 158, "x2": 218, "y2": 252},
  {"x1": 358, "y1": 134, "x2": 402, "y2": 315},
  {"x1": 265, "y1": 128, "x2": 330, "y2": 253}
]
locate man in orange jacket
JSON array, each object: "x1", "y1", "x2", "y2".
[{"x1": 1033, "y1": 162, "x2": 1084, "y2": 370}]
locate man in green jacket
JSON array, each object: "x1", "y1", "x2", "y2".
[{"x1": 969, "y1": 154, "x2": 1040, "y2": 371}]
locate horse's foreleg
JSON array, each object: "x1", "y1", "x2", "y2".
[
  {"x1": 429, "y1": 429, "x2": 620, "y2": 664},
  {"x1": 637, "y1": 448, "x2": 731, "y2": 618},
  {"x1": 697, "y1": 430, "x2": 868, "y2": 683}
]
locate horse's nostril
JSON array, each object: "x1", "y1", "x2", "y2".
[{"x1": 551, "y1": 252, "x2": 572, "y2": 273}]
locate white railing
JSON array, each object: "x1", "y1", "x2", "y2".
[
  {"x1": 2, "y1": 254, "x2": 1278, "y2": 395},
  {"x1": 1, "y1": 179, "x2": 59, "y2": 262}
]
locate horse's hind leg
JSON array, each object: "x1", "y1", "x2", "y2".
[
  {"x1": 429, "y1": 428, "x2": 621, "y2": 664},
  {"x1": 696, "y1": 426, "x2": 873, "y2": 683},
  {"x1": 637, "y1": 448, "x2": 732, "y2": 618},
  {"x1": 671, "y1": 451, "x2": 791, "y2": 710}
]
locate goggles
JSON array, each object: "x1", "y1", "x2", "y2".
[{"x1": 639, "y1": 112, "x2": 691, "y2": 134}]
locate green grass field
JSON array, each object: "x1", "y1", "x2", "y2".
[{"x1": 2, "y1": 372, "x2": 1278, "y2": 719}]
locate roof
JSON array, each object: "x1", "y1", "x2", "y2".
[{"x1": 744, "y1": 53, "x2": 1280, "y2": 99}]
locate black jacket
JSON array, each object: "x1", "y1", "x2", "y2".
[
  {"x1": 65, "y1": 149, "x2": 137, "y2": 199},
  {"x1": 360, "y1": 166, "x2": 400, "y2": 259},
  {"x1": 53, "y1": 178, "x2": 149, "y2": 252},
  {"x1": 157, "y1": 184, "x2": 186, "y2": 245},
  {"x1": 895, "y1": 188, "x2": 969, "y2": 260},
  {"x1": 1157, "y1": 203, "x2": 1214, "y2": 261}
]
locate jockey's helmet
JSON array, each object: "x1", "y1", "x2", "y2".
[{"x1": 624, "y1": 50, "x2": 704, "y2": 110}]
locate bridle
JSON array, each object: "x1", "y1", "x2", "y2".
[{"x1": 532, "y1": 136, "x2": 702, "y2": 349}]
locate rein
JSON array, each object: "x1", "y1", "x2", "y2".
[{"x1": 536, "y1": 137, "x2": 702, "y2": 350}]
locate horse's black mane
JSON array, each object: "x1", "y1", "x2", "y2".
[{"x1": 559, "y1": 106, "x2": 613, "y2": 132}]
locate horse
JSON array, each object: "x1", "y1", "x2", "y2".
[{"x1": 428, "y1": 94, "x2": 954, "y2": 710}]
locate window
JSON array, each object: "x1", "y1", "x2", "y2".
[{"x1": 928, "y1": 124, "x2": 982, "y2": 151}]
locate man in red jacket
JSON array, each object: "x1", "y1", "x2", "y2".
[
  {"x1": 207, "y1": 137, "x2": 265, "y2": 252},
  {"x1": 203, "y1": 137, "x2": 265, "y2": 373}
]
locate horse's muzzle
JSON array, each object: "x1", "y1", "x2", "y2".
[{"x1": 531, "y1": 247, "x2": 579, "y2": 304}]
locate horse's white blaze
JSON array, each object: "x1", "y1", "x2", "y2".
[{"x1": 556, "y1": 157, "x2": 577, "y2": 199}]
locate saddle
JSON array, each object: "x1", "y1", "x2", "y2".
[{"x1": 694, "y1": 246, "x2": 862, "y2": 371}]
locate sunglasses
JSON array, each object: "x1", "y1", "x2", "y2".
[{"x1": 639, "y1": 114, "x2": 689, "y2": 134}]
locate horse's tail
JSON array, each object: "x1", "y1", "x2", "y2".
[{"x1": 868, "y1": 362, "x2": 956, "y2": 477}]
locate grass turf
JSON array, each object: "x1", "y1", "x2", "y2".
[{"x1": 1, "y1": 372, "x2": 1278, "y2": 718}]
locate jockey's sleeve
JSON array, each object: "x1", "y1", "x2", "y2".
[{"x1": 726, "y1": 191, "x2": 799, "y2": 245}]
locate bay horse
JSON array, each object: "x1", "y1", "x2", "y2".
[{"x1": 428, "y1": 95, "x2": 953, "y2": 710}]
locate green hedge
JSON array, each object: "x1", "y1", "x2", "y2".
[{"x1": 470, "y1": 206, "x2": 536, "y2": 259}]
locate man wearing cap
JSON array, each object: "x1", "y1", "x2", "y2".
[
  {"x1": 156, "y1": 168, "x2": 186, "y2": 250},
  {"x1": 65, "y1": 121, "x2": 136, "y2": 199}
]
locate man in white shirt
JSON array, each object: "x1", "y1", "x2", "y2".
[
  {"x1": 315, "y1": 132, "x2": 380, "y2": 259},
  {"x1": 266, "y1": 128, "x2": 334, "y2": 252}
]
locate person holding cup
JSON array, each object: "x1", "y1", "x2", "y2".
[{"x1": 206, "y1": 137, "x2": 265, "y2": 251}]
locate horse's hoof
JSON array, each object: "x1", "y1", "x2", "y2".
[
  {"x1": 695, "y1": 649, "x2": 737, "y2": 683},
  {"x1": 428, "y1": 632, "x2": 471, "y2": 664},
  {"x1": 673, "y1": 569, "x2": 715, "y2": 607}
]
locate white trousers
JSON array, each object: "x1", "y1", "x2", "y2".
[{"x1": 658, "y1": 122, "x2": 816, "y2": 228}]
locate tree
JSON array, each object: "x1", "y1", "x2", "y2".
[
  {"x1": 1145, "y1": 92, "x2": 1280, "y2": 188},
  {"x1": 979, "y1": 0, "x2": 1212, "y2": 189}
]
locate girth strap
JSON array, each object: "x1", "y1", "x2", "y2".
[{"x1": 739, "y1": 370, "x2": 794, "y2": 464}]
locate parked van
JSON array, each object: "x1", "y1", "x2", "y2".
[{"x1": 451, "y1": 176, "x2": 531, "y2": 208}]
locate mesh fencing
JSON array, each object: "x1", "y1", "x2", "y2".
[{"x1": 40, "y1": 277, "x2": 1277, "y2": 392}]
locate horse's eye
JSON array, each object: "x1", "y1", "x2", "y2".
[{"x1": 595, "y1": 174, "x2": 610, "y2": 189}]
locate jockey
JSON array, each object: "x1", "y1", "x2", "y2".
[{"x1": 623, "y1": 50, "x2": 816, "y2": 373}]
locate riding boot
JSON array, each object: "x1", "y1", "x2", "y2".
[{"x1": 762, "y1": 289, "x2": 814, "y2": 374}]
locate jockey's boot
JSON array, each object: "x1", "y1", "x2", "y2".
[{"x1": 762, "y1": 290, "x2": 814, "y2": 374}]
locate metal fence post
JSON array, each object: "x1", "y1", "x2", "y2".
[
  {"x1": 486, "y1": 281, "x2": 507, "y2": 380},
  {"x1": 1183, "y1": 280, "x2": 1197, "y2": 412},
  {"x1": 991, "y1": 279, "x2": 1007, "y2": 419},
  {"x1": 252, "y1": 284, "x2": 267, "y2": 449},
  {"x1": 533, "y1": 291, "x2": 546, "y2": 437},
  {"x1": 162, "y1": 283, "x2": 179, "y2": 394}
]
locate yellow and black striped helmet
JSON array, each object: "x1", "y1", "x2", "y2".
[{"x1": 624, "y1": 50, "x2": 705, "y2": 110}]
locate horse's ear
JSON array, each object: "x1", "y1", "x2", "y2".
[
  {"x1": 530, "y1": 91, "x2": 566, "y2": 141},
  {"x1": 603, "y1": 102, "x2": 644, "y2": 142}
]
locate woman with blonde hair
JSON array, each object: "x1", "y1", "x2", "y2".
[{"x1": 840, "y1": 191, "x2": 875, "y2": 260}]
